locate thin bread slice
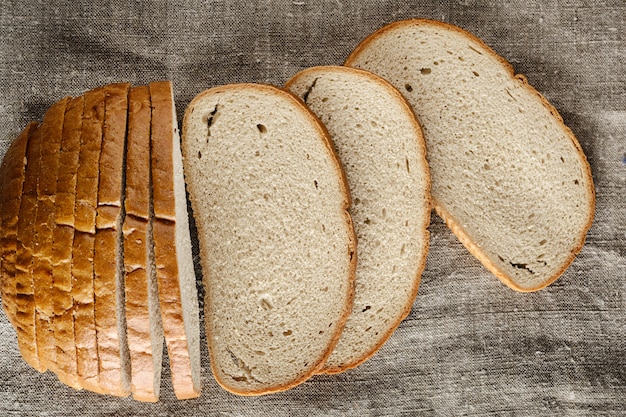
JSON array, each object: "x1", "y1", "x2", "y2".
[
  {"x1": 182, "y1": 83, "x2": 356, "y2": 395},
  {"x1": 14, "y1": 123, "x2": 45, "y2": 372},
  {"x1": 0, "y1": 122, "x2": 38, "y2": 330},
  {"x1": 286, "y1": 66, "x2": 431, "y2": 373},
  {"x1": 150, "y1": 81, "x2": 201, "y2": 400},
  {"x1": 72, "y1": 86, "x2": 106, "y2": 393},
  {"x1": 123, "y1": 85, "x2": 164, "y2": 402},
  {"x1": 93, "y1": 82, "x2": 131, "y2": 397},
  {"x1": 51, "y1": 95, "x2": 85, "y2": 389},
  {"x1": 32, "y1": 96, "x2": 71, "y2": 372},
  {"x1": 346, "y1": 19, "x2": 595, "y2": 291}
]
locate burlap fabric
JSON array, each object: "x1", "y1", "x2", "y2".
[{"x1": 0, "y1": 1, "x2": 624, "y2": 415}]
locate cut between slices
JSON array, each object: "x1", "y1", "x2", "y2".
[
  {"x1": 182, "y1": 83, "x2": 356, "y2": 395},
  {"x1": 149, "y1": 81, "x2": 201, "y2": 400},
  {"x1": 286, "y1": 66, "x2": 431, "y2": 373},
  {"x1": 123, "y1": 85, "x2": 164, "y2": 402},
  {"x1": 346, "y1": 19, "x2": 595, "y2": 291}
]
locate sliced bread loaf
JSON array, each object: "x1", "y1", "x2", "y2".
[
  {"x1": 346, "y1": 19, "x2": 595, "y2": 291},
  {"x1": 150, "y1": 81, "x2": 201, "y2": 400},
  {"x1": 123, "y1": 85, "x2": 164, "y2": 402},
  {"x1": 286, "y1": 66, "x2": 431, "y2": 373},
  {"x1": 182, "y1": 83, "x2": 356, "y2": 395},
  {"x1": 94, "y1": 82, "x2": 131, "y2": 397}
]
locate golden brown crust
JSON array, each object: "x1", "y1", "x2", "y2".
[
  {"x1": 50, "y1": 95, "x2": 84, "y2": 389},
  {"x1": 1, "y1": 122, "x2": 38, "y2": 329},
  {"x1": 150, "y1": 80, "x2": 200, "y2": 399},
  {"x1": 123, "y1": 215, "x2": 159, "y2": 402},
  {"x1": 149, "y1": 81, "x2": 176, "y2": 221},
  {"x1": 345, "y1": 18, "x2": 595, "y2": 292},
  {"x1": 286, "y1": 66, "x2": 432, "y2": 374},
  {"x1": 74, "y1": 87, "x2": 106, "y2": 233},
  {"x1": 124, "y1": 86, "x2": 151, "y2": 220},
  {"x1": 182, "y1": 83, "x2": 356, "y2": 396},
  {"x1": 93, "y1": 82, "x2": 130, "y2": 396},
  {"x1": 14, "y1": 123, "x2": 45, "y2": 372},
  {"x1": 33, "y1": 96, "x2": 71, "y2": 371},
  {"x1": 71, "y1": 231, "x2": 101, "y2": 391}
]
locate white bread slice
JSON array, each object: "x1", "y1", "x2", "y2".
[
  {"x1": 0, "y1": 122, "x2": 38, "y2": 332},
  {"x1": 182, "y1": 83, "x2": 356, "y2": 395},
  {"x1": 93, "y1": 82, "x2": 131, "y2": 397},
  {"x1": 123, "y1": 85, "x2": 164, "y2": 402},
  {"x1": 149, "y1": 81, "x2": 201, "y2": 400},
  {"x1": 14, "y1": 122, "x2": 45, "y2": 372},
  {"x1": 346, "y1": 19, "x2": 595, "y2": 292},
  {"x1": 72, "y1": 86, "x2": 107, "y2": 393},
  {"x1": 32, "y1": 97, "x2": 71, "y2": 372},
  {"x1": 51, "y1": 95, "x2": 85, "y2": 389},
  {"x1": 286, "y1": 66, "x2": 431, "y2": 373}
]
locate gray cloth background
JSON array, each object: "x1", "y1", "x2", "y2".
[{"x1": 0, "y1": 0, "x2": 624, "y2": 415}]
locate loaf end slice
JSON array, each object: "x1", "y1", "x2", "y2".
[
  {"x1": 286, "y1": 66, "x2": 430, "y2": 373},
  {"x1": 182, "y1": 83, "x2": 356, "y2": 395},
  {"x1": 346, "y1": 19, "x2": 595, "y2": 291}
]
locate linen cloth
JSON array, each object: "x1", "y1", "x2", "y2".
[{"x1": 0, "y1": 1, "x2": 624, "y2": 415}]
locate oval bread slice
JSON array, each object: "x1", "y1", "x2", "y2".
[
  {"x1": 286, "y1": 66, "x2": 430, "y2": 373},
  {"x1": 346, "y1": 19, "x2": 595, "y2": 292},
  {"x1": 182, "y1": 83, "x2": 356, "y2": 395}
]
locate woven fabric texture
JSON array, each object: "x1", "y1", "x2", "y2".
[{"x1": 0, "y1": 1, "x2": 624, "y2": 415}]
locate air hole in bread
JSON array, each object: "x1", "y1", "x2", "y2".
[
  {"x1": 259, "y1": 297, "x2": 274, "y2": 310},
  {"x1": 322, "y1": 97, "x2": 329, "y2": 102},
  {"x1": 473, "y1": 71, "x2": 480, "y2": 77},
  {"x1": 574, "y1": 179, "x2": 579, "y2": 185},
  {"x1": 256, "y1": 124, "x2": 267, "y2": 134},
  {"x1": 400, "y1": 244, "x2": 406, "y2": 255},
  {"x1": 420, "y1": 68, "x2": 431, "y2": 75},
  {"x1": 362, "y1": 305, "x2": 371, "y2": 312},
  {"x1": 405, "y1": 83, "x2": 413, "y2": 92},
  {"x1": 483, "y1": 163, "x2": 490, "y2": 170},
  {"x1": 364, "y1": 218, "x2": 371, "y2": 225},
  {"x1": 405, "y1": 157, "x2": 410, "y2": 173},
  {"x1": 314, "y1": 180, "x2": 318, "y2": 189},
  {"x1": 283, "y1": 330, "x2": 292, "y2": 336},
  {"x1": 382, "y1": 208, "x2": 386, "y2": 218},
  {"x1": 365, "y1": 326, "x2": 372, "y2": 332},
  {"x1": 197, "y1": 150, "x2": 202, "y2": 159},
  {"x1": 468, "y1": 45, "x2": 483, "y2": 55}
]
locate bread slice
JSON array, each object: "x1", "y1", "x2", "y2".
[
  {"x1": 286, "y1": 66, "x2": 431, "y2": 373},
  {"x1": 72, "y1": 86, "x2": 106, "y2": 393},
  {"x1": 51, "y1": 95, "x2": 85, "y2": 389},
  {"x1": 182, "y1": 83, "x2": 356, "y2": 395},
  {"x1": 149, "y1": 81, "x2": 201, "y2": 400},
  {"x1": 32, "y1": 96, "x2": 71, "y2": 372},
  {"x1": 93, "y1": 82, "x2": 131, "y2": 397},
  {"x1": 14, "y1": 122, "x2": 45, "y2": 372},
  {"x1": 345, "y1": 19, "x2": 595, "y2": 291},
  {"x1": 0, "y1": 122, "x2": 38, "y2": 331},
  {"x1": 123, "y1": 85, "x2": 164, "y2": 402}
]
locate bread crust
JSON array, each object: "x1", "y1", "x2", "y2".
[
  {"x1": 51, "y1": 95, "x2": 84, "y2": 389},
  {"x1": 123, "y1": 85, "x2": 162, "y2": 402},
  {"x1": 345, "y1": 19, "x2": 595, "y2": 292},
  {"x1": 33, "y1": 96, "x2": 71, "y2": 372},
  {"x1": 1, "y1": 122, "x2": 38, "y2": 331},
  {"x1": 286, "y1": 65, "x2": 432, "y2": 374},
  {"x1": 182, "y1": 83, "x2": 356, "y2": 396},
  {"x1": 150, "y1": 80, "x2": 201, "y2": 400},
  {"x1": 72, "y1": 86, "x2": 106, "y2": 392},
  {"x1": 94, "y1": 82, "x2": 131, "y2": 397}
]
